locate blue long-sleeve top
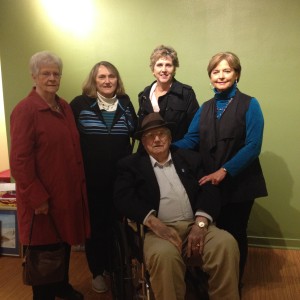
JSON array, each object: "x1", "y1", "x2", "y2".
[{"x1": 173, "y1": 84, "x2": 264, "y2": 177}]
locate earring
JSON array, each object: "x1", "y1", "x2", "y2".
[
  {"x1": 209, "y1": 83, "x2": 214, "y2": 90},
  {"x1": 235, "y1": 79, "x2": 238, "y2": 87}
]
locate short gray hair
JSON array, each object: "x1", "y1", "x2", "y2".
[{"x1": 29, "y1": 51, "x2": 63, "y2": 76}]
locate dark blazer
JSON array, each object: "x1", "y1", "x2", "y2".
[{"x1": 114, "y1": 148, "x2": 221, "y2": 224}]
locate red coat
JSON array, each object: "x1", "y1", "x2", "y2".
[{"x1": 10, "y1": 89, "x2": 90, "y2": 245}]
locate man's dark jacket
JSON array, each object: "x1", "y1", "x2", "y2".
[{"x1": 114, "y1": 148, "x2": 221, "y2": 224}]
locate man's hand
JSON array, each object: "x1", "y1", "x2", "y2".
[
  {"x1": 145, "y1": 214, "x2": 182, "y2": 253},
  {"x1": 34, "y1": 201, "x2": 49, "y2": 215},
  {"x1": 187, "y1": 218, "x2": 208, "y2": 257}
]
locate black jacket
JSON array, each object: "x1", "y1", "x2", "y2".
[
  {"x1": 70, "y1": 94, "x2": 137, "y2": 225},
  {"x1": 138, "y1": 79, "x2": 199, "y2": 142},
  {"x1": 114, "y1": 148, "x2": 221, "y2": 224}
]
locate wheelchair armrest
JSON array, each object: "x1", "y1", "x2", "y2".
[
  {"x1": 125, "y1": 219, "x2": 145, "y2": 263},
  {"x1": 127, "y1": 219, "x2": 145, "y2": 239}
]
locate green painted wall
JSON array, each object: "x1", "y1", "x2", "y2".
[{"x1": 1, "y1": 0, "x2": 300, "y2": 248}]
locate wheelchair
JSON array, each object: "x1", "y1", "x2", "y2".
[
  {"x1": 109, "y1": 219, "x2": 209, "y2": 300},
  {"x1": 109, "y1": 219, "x2": 152, "y2": 299}
]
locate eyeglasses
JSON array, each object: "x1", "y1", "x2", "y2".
[
  {"x1": 38, "y1": 72, "x2": 62, "y2": 79},
  {"x1": 142, "y1": 130, "x2": 169, "y2": 141}
]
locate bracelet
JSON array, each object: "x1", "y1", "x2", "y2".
[{"x1": 222, "y1": 167, "x2": 227, "y2": 173}]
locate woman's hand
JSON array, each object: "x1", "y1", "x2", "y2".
[
  {"x1": 145, "y1": 214, "x2": 182, "y2": 253},
  {"x1": 34, "y1": 201, "x2": 49, "y2": 215},
  {"x1": 199, "y1": 168, "x2": 227, "y2": 186}
]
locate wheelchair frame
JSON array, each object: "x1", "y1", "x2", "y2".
[{"x1": 110, "y1": 220, "x2": 153, "y2": 300}]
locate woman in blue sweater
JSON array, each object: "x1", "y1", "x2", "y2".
[{"x1": 173, "y1": 52, "x2": 267, "y2": 284}]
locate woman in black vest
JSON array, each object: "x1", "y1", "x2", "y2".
[{"x1": 173, "y1": 52, "x2": 268, "y2": 285}]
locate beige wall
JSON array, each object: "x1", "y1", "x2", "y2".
[
  {"x1": 0, "y1": 59, "x2": 9, "y2": 171},
  {"x1": 1, "y1": 0, "x2": 300, "y2": 248}
]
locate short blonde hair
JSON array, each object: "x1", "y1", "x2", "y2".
[{"x1": 149, "y1": 45, "x2": 179, "y2": 72}]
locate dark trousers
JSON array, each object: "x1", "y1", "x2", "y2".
[
  {"x1": 85, "y1": 224, "x2": 113, "y2": 278},
  {"x1": 216, "y1": 199, "x2": 255, "y2": 282},
  {"x1": 32, "y1": 243, "x2": 73, "y2": 300}
]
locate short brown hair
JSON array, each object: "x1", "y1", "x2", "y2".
[
  {"x1": 149, "y1": 45, "x2": 179, "y2": 71},
  {"x1": 207, "y1": 52, "x2": 241, "y2": 82},
  {"x1": 82, "y1": 61, "x2": 125, "y2": 98}
]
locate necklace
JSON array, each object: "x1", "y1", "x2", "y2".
[
  {"x1": 49, "y1": 102, "x2": 61, "y2": 113},
  {"x1": 216, "y1": 98, "x2": 233, "y2": 118},
  {"x1": 42, "y1": 95, "x2": 61, "y2": 113}
]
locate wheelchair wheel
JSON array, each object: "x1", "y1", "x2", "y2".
[{"x1": 110, "y1": 221, "x2": 135, "y2": 300}]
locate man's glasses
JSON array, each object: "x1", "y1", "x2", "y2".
[{"x1": 142, "y1": 130, "x2": 169, "y2": 141}]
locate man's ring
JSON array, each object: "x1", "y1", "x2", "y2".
[{"x1": 196, "y1": 244, "x2": 200, "y2": 247}]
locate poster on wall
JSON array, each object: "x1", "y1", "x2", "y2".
[
  {"x1": 0, "y1": 207, "x2": 20, "y2": 256},
  {"x1": 0, "y1": 183, "x2": 16, "y2": 208}
]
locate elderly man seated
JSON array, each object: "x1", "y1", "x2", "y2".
[{"x1": 114, "y1": 113, "x2": 240, "y2": 300}]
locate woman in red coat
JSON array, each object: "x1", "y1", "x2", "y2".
[{"x1": 10, "y1": 51, "x2": 90, "y2": 300}]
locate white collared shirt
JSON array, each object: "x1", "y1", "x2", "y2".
[
  {"x1": 143, "y1": 153, "x2": 213, "y2": 225},
  {"x1": 150, "y1": 153, "x2": 194, "y2": 222},
  {"x1": 149, "y1": 82, "x2": 160, "y2": 112}
]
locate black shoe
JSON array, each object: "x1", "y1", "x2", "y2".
[{"x1": 62, "y1": 289, "x2": 84, "y2": 300}]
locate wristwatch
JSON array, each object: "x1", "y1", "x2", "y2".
[{"x1": 198, "y1": 221, "x2": 208, "y2": 229}]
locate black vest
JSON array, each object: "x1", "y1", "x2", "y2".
[{"x1": 199, "y1": 90, "x2": 267, "y2": 203}]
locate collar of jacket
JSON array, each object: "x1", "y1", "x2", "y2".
[
  {"x1": 28, "y1": 87, "x2": 65, "y2": 112},
  {"x1": 139, "y1": 78, "x2": 189, "y2": 98}
]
